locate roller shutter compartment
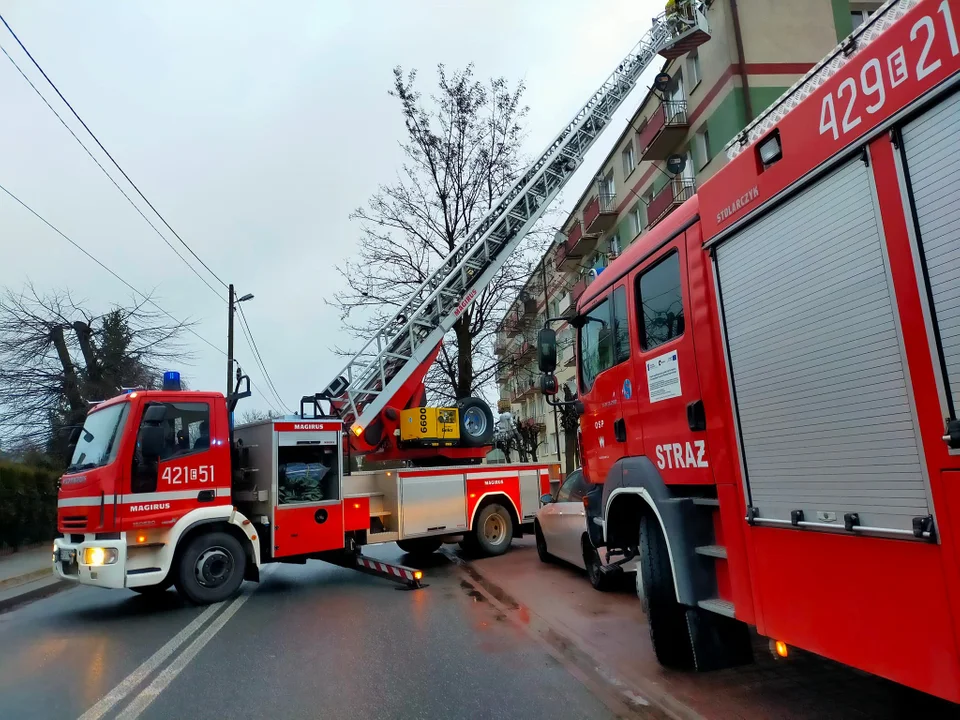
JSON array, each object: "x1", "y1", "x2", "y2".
[
  {"x1": 902, "y1": 91, "x2": 960, "y2": 420},
  {"x1": 715, "y1": 158, "x2": 930, "y2": 534}
]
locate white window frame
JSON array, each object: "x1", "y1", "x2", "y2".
[
  {"x1": 630, "y1": 202, "x2": 645, "y2": 237},
  {"x1": 694, "y1": 128, "x2": 710, "y2": 170},
  {"x1": 622, "y1": 142, "x2": 636, "y2": 177},
  {"x1": 686, "y1": 51, "x2": 701, "y2": 91}
]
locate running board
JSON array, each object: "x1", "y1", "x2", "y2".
[{"x1": 599, "y1": 549, "x2": 636, "y2": 576}]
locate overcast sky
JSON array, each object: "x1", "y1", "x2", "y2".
[{"x1": 1, "y1": 0, "x2": 661, "y2": 418}]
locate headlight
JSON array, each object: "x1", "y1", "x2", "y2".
[{"x1": 82, "y1": 547, "x2": 118, "y2": 566}]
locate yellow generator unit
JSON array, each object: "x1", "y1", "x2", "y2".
[{"x1": 399, "y1": 407, "x2": 461, "y2": 447}]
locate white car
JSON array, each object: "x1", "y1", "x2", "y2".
[{"x1": 533, "y1": 468, "x2": 635, "y2": 591}]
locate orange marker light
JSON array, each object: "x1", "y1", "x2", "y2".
[
  {"x1": 129, "y1": 392, "x2": 138, "y2": 399},
  {"x1": 353, "y1": 502, "x2": 361, "y2": 509},
  {"x1": 775, "y1": 640, "x2": 789, "y2": 658},
  {"x1": 137, "y1": 535, "x2": 146, "y2": 544},
  {"x1": 351, "y1": 425, "x2": 363, "y2": 437},
  {"x1": 469, "y1": 493, "x2": 476, "y2": 499},
  {"x1": 413, "y1": 571, "x2": 423, "y2": 580},
  {"x1": 250, "y1": 534, "x2": 257, "y2": 541}
]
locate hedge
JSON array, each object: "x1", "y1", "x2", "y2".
[{"x1": 0, "y1": 461, "x2": 60, "y2": 550}]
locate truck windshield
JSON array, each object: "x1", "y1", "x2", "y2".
[{"x1": 68, "y1": 402, "x2": 130, "y2": 472}]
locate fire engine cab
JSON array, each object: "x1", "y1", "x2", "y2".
[{"x1": 537, "y1": 0, "x2": 960, "y2": 703}]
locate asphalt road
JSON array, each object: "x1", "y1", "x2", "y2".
[{"x1": 0, "y1": 545, "x2": 625, "y2": 720}]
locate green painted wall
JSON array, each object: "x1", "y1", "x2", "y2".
[
  {"x1": 832, "y1": 0, "x2": 853, "y2": 41},
  {"x1": 699, "y1": 86, "x2": 789, "y2": 166}
]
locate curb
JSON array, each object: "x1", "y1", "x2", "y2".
[
  {"x1": 0, "y1": 577, "x2": 72, "y2": 614},
  {"x1": 0, "y1": 567, "x2": 53, "y2": 592}
]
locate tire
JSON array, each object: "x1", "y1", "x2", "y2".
[
  {"x1": 534, "y1": 521, "x2": 552, "y2": 563},
  {"x1": 638, "y1": 514, "x2": 696, "y2": 670},
  {"x1": 457, "y1": 397, "x2": 494, "y2": 447},
  {"x1": 175, "y1": 531, "x2": 246, "y2": 605},
  {"x1": 397, "y1": 536, "x2": 443, "y2": 556},
  {"x1": 473, "y1": 503, "x2": 514, "y2": 556},
  {"x1": 583, "y1": 537, "x2": 611, "y2": 592}
]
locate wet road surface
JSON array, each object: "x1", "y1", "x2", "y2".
[{"x1": 0, "y1": 545, "x2": 631, "y2": 720}]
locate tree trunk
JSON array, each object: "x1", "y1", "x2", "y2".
[
  {"x1": 50, "y1": 326, "x2": 85, "y2": 414},
  {"x1": 72, "y1": 321, "x2": 101, "y2": 384}
]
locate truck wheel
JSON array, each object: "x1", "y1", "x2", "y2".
[
  {"x1": 534, "y1": 521, "x2": 552, "y2": 563},
  {"x1": 175, "y1": 531, "x2": 246, "y2": 605},
  {"x1": 639, "y1": 514, "x2": 695, "y2": 670},
  {"x1": 474, "y1": 503, "x2": 513, "y2": 556},
  {"x1": 457, "y1": 397, "x2": 494, "y2": 447},
  {"x1": 397, "y1": 537, "x2": 443, "y2": 557},
  {"x1": 583, "y1": 537, "x2": 610, "y2": 592}
]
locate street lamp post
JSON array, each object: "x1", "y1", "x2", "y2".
[{"x1": 226, "y1": 283, "x2": 254, "y2": 399}]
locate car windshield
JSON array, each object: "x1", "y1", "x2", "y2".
[{"x1": 68, "y1": 402, "x2": 130, "y2": 472}]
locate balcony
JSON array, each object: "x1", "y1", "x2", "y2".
[
  {"x1": 583, "y1": 193, "x2": 618, "y2": 235},
  {"x1": 512, "y1": 376, "x2": 538, "y2": 402},
  {"x1": 556, "y1": 222, "x2": 586, "y2": 270},
  {"x1": 638, "y1": 101, "x2": 689, "y2": 161},
  {"x1": 648, "y1": 178, "x2": 696, "y2": 228}
]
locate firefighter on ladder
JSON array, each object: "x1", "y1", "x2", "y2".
[{"x1": 665, "y1": 0, "x2": 693, "y2": 35}]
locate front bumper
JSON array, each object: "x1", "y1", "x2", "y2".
[{"x1": 52, "y1": 536, "x2": 128, "y2": 589}]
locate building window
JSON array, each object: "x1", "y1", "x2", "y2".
[
  {"x1": 694, "y1": 128, "x2": 710, "y2": 170},
  {"x1": 637, "y1": 251, "x2": 685, "y2": 350},
  {"x1": 609, "y1": 233, "x2": 621, "y2": 257},
  {"x1": 630, "y1": 202, "x2": 645, "y2": 237},
  {"x1": 599, "y1": 170, "x2": 615, "y2": 201},
  {"x1": 622, "y1": 142, "x2": 636, "y2": 177},
  {"x1": 686, "y1": 51, "x2": 702, "y2": 91},
  {"x1": 851, "y1": 9, "x2": 872, "y2": 30}
]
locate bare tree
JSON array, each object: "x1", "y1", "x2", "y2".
[
  {"x1": 332, "y1": 64, "x2": 552, "y2": 404},
  {"x1": 239, "y1": 408, "x2": 283, "y2": 424},
  {"x1": 0, "y1": 284, "x2": 193, "y2": 460}
]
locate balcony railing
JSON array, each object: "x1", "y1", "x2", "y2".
[
  {"x1": 583, "y1": 193, "x2": 618, "y2": 235},
  {"x1": 638, "y1": 100, "x2": 689, "y2": 161},
  {"x1": 556, "y1": 222, "x2": 585, "y2": 270},
  {"x1": 648, "y1": 178, "x2": 696, "y2": 228}
]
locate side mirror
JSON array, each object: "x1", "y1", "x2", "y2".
[
  {"x1": 537, "y1": 328, "x2": 557, "y2": 373},
  {"x1": 540, "y1": 374, "x2": 558, "y2": 396},
  {"x1": 139, "y1": 425, "x2": 164, "y2": 459},
  {"x1": 142, "y1": 404, "x2": 167, "y2": 424},
  {"x1": 540, "y1": 493, "x2": 553, "y2": 505}
]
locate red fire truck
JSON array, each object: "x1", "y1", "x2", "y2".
[
  {"x1": 536, "y1": 0, "x2": 960, "y2": 702},
  {"x1": 51, "y1": 7, "x2": 709, "y2": 605}
]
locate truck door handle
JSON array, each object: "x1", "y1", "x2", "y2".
[
  {"x1": 197, "y1": 490, "x2": 216, "y2": 503},
  {"x1": 614, "y1": 418, "x2": 626, "y2": 443}
]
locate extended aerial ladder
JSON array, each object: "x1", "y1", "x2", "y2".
[{"x1": 318, "y1": 3, "x2": 710, "y2": 460}]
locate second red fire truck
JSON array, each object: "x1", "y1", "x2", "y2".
[{"x1": 537, "y1": 0, "x2": 960, "y2": 703}]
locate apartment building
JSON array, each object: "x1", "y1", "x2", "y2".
[{"x1": 494, "y1": 0, "x2": 883, "y2": 470}]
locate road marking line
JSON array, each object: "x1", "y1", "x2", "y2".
[
  {"x1": 76, "y1": 602, "x2": 223, "y2": 720},
  {"x1": 113, "y1": 592, "x2": 251, "y2": 720}
]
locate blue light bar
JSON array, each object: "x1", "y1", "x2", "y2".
[{"x1": 163, "y1": 371, "x2": 182, "y2": 391}]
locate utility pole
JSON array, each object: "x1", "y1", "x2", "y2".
[
  {"x1": 540, "y1": 257, "x2": 562, "y2": 469},
  {"x1": 227, "y1": 283, "x2": 235, "y2": 400}
]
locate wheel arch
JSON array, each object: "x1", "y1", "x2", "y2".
[
  {"x1": 470, "y1": 492, "x2": 520, "y2": 533},
  {"x1": 174, "y1": 512, "x2": 260, "y2": 583},
  {"x1": 601, "y1": 456, "x2": 704, "y2": 606}
]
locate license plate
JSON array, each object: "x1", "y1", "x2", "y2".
[{"x1": 59, "y1": 548, "x2": 75, "y2": 562}]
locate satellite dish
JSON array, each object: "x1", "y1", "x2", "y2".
[
  {"x1": 665, "y1": 153, "x2": 686, "y2": 176},
  {"x1": 653, "y1": 72, "x2": 672, "y2": 92}
]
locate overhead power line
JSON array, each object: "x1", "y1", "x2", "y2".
[
  {"x1": 0, "y1": 15, "x2": 288, "y2": 414},
  {"x1": 0, "y1": 12, "x2": 228, "y2": 291},
  {"x1": 0, "y1": 181, "x2": 284, "y2": 416},
  {"x1": 0, "y1": 43, "x2": 225, "y2": 302},
  {"x1": 236, "y1": 307, "x2": 290, "y2": 412}
]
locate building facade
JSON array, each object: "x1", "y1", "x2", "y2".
[{"x1": 494, "y1": 0, "x2": 883, "y2": 470}]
